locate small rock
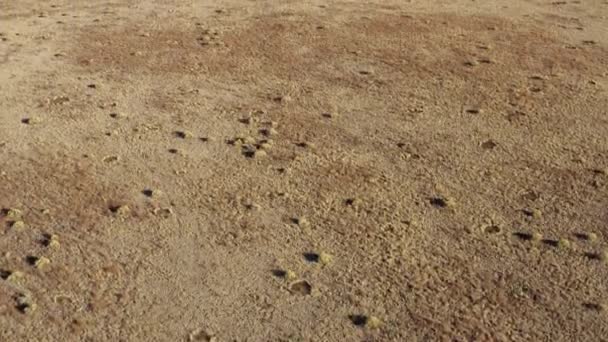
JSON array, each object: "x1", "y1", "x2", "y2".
[
  {"x1": 174, "y1": 130, "x2": 193, "y2": 139},
  {"x1": 318, "y1": 252, "x2": 333, "y2": 265},
  {"x1": 523, "y1": 208, "x2": 542, "y2": 219},
  {"x1": 366, "y1": 316, "x2": 382, "y2": 329},
  {"x1": 6, "y1": 270, "x2": 24, "y2": 283},
  {"x1": 5, "y1": 208, "x2": 22, "y2": 219},
  {"x1": 15, "y1": 294, "x2": 36, "y2": 314},
  {"x1": 531, "y1": 232, "x2": 543, "y2": 242},
  {"x1": 257, "y1": 140, "x2": 273, "y2": 150},
  {"x1": 253, "y1": 150, "x2": 267, "y2": 158},
  {"x1": 285, "y1": 270, "x2": 297, "y2": 281},
  {"x1": 349, "y1": 315, "x2": 382, "y2": 329},
  {"x1": 34, "y1": 256, "x2": 50, "y2": 269},
  {"x1": 21, "y1": 117, "x2": 43, "y2": 125},
  {"x1": 293, "y1": 216, "x2": 309, "y2": 227},
  {"x1": 273, "y1": 269, "x2": 297, "y2": 281},
  {"x1": 557, "y1": 238, "x2": 571, "y2": 249},
  {"x1": 143, "y1": 189, "x2": 161, "y2": 198},
  {"x1": 110, "y1": 205, "x2": 130, "y2": 216},
  {"x1": 109, "y1": 112, "x2": 126, "y2": 119},
  {"x1": 43, "y1": 234, "x2": 60, "y2": 249},
  {"x1": 10, "y1": 220, "x2": 26, "y2": 231}
]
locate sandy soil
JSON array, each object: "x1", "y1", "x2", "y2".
[{"x1": 1, "y1": 1, "x2": 608, "y2": 341}]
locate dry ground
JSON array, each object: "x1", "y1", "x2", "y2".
[{"x1": 1, "y1": 0, "x2": 608, "y2": 341}]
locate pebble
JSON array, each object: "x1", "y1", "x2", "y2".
[{"x1": 557, "y1": 238, "x2": 571, "y2": 249}]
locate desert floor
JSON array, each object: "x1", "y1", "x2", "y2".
[{"x1": 1, "y1": 1, "x2": 608, "y2": 341}]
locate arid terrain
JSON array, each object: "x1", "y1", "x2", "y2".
[{"x1": 1, "y1": 0, "x2": 608, "y2": 341}]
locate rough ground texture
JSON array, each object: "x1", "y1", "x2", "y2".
[{"x1": 1, "y1": 0, "x2": 608, "y2": 341}]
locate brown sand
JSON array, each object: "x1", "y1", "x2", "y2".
[{"x1": 1, "y1": 0, "x2": 608, "y2": 341}]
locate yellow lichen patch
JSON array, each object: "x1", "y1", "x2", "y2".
[
  {"x1": 46, "y1": 234, "x2": 60, "y2": 249},
  {"x1": 285, "y1": 270, "x2": 297, "y2": 281},
  {"x1": 318, "y1": 252, "x2": 333, "y2": 266},
  {"x1": 253, "y1": 149, "x2": 267, "y2": 158},
  {"x1": 7, "y1": 270, "x2": 24, "y2": 283},
  {"x1": 6, "y1": 208, "x2": 22, "y2": 219},
  {"x1": 10, "y1": 220, "x2": 26, "y2": 231},
  {"x1": 531, "y1": 232, "x2": 543, "y2": 243},
  {"x1": 601, "y1": 250, "x2": 608, "y2": 262},
  {"x1": 366, "y1": 316, "x2": 382, "y2": 329},
  {"x1": 34, "y1": 256, "x2": 51, "y2": 269},
  {"x1": 16, "y1": 294, "x2": 37, "y2": 314},
  {"x1": 557, "y1": 238, "x2": 571, "y2": 249},
  {"x1": 22, "y1": 117, "x2": 43, "y2": 125},
  {"x1": 110, "y1": 205, "x2": 131, "y2": 217},
  {"x1": 293, "y1": 216, "x2": 309, "y2": 227}
]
